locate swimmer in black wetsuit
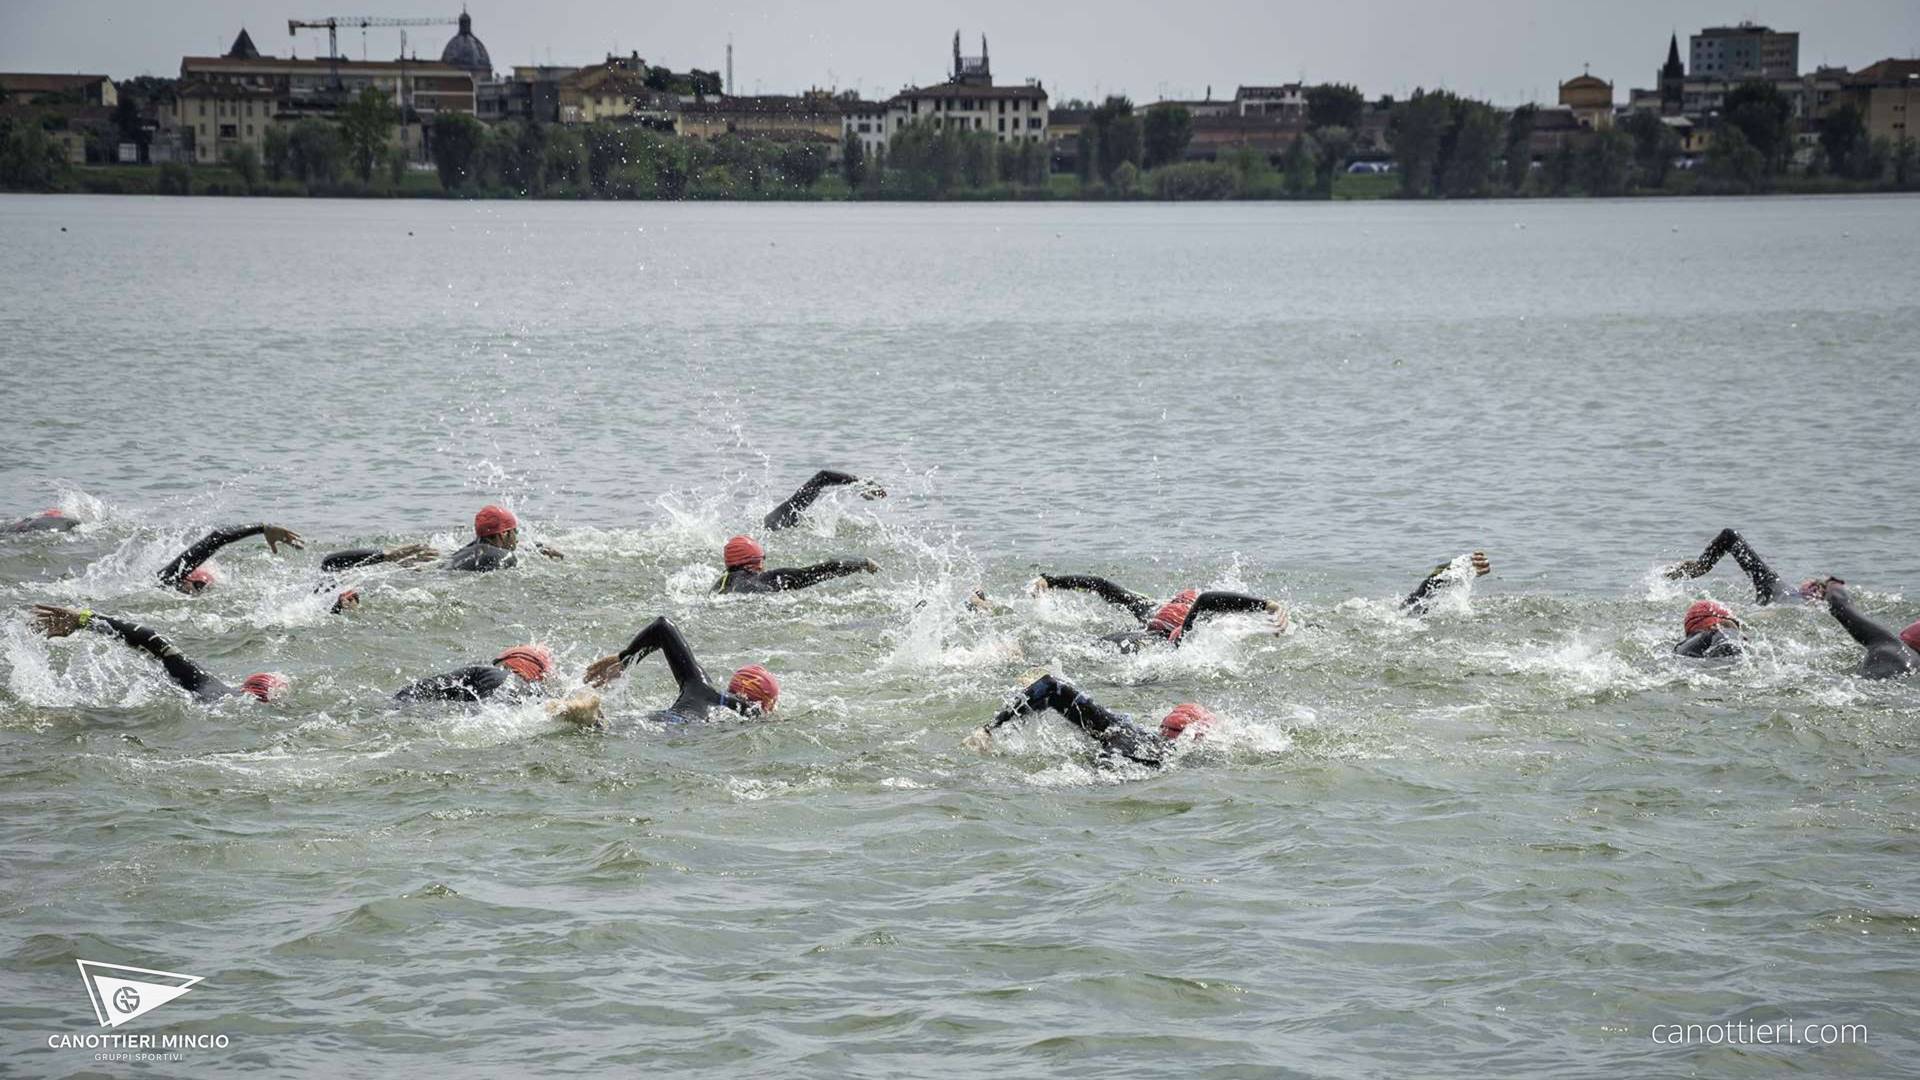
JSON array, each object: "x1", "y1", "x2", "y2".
[
  {"x1": 1402, "y1": 551, "x2": 1494, "y2": 612},
  {"x1": 1664, "y1": 528, "x2": 1820, "y2": 605},
  {"x1": 321, "y1": 504, "x2": 559, "y2": 576},
  {"x1": 714, "y1": 535, "x2": 879, "y2": 595},
  {"x1": 1027, "y1": 574, "x2": 1286, "y2": 651},
  {"x1": 392, "y1": 643, "x2": 559, "y2": 703},
  {"x1": 583, "y1": 615, "x2": 780, "y2": 723},
  {"x1": 159, "y1": 522, "x2": 304, "y2": 594},
  {"x1": 1820, "y1": 581, "x2": 1919, "y2": 680},
  {"x1": 28, "y1": 604, "x2": 287, "y2": 702},
  {"x1": 1673, "y1": 599, "x2": 1746, "y2": 658},
  {"x1": 964, "y1": 673, "x2": 1215, "y2": 768},
  {"x1": 763, "y1": 469, "x2": 886, "y2": 531},
  {"x1": 4, "y1": 509, "x2": 79, "y2": 534}
]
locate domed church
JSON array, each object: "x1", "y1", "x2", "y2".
[{"x1": 439, "y1": 11, "x2": 492, "y2": 79}]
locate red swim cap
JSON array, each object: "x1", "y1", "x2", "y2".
[
  {"x1": 727, "y1": 664, "x2": 780, "y2": 713},
  {"x1": 39, "y1": 508, "x2": 64, "y2": 518},
  {"x1": 1684, "y1": 600, "x2": 1735, "y2": 637},
  {"x1": 240, "y1": 673, "x2": 288, "y2": 702},
  {"x1": 723, "y1": 535, "x2": 766, "y2": 571},
  {"x1": 1146, "y1": 589, "x2": 1200, "y2": 639},
  {"x1": 1159, "y1": 702, "x2": 1216, "y2": 740},
  {"x1": 1901, "y1": 620, "x2": 1920, "y2": 654},
  {"x1": 474, "y1": 504, "x2": 519, "y2": 540},
  {"x1": 185, "y1": 566, "x2": 216, "y2": 588},
  {"x1": 331, "y1": 588, "x2": 360, "y2": 613},
  {"x1": 495, "y1": 644, "x2": 554, "y2": 682}
]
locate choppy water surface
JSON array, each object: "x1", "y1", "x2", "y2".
[{"x1": 2, "y1": 193, "x2": 1918, "y2": 1077}]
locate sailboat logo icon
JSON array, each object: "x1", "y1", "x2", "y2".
[{"x1": 76, "y1": 960, "x2": 203, "y2": 1028}]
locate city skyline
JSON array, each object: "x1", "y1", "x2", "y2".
[{"x1": 3, "y1": 0, "x2": 1918, "y2": 107}]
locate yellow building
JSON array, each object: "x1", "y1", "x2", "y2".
[
  {"x1": 169, "y1": 79, "x2": 279, "y2": 164},
  {"x1": 1558, "y1": 72, "x2": 1615, "y2": 130},
  {"x1": 1848, "y1": 59, "x2": 1920, "y2": 143},
  {"x1": 676, "y1": 95, "x2": 844, "y2": 144}
]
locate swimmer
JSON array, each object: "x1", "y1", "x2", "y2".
[
  {"x1": 321, "y1": 504, "x2": 558, "y2": 574},
  {"x1": 1820, "y1": 580, "x2": 1919, "y2": 679},
  {"x1": 4, "y1": 508, "x2": 79, "y2": 535},
  {"x1": 583, "y1": 615, "x2": 780, "y2": 723},
  {"x1": 1672, "y1": 599, "x2": 1746, "y2": 658},
  {"x1": 1664, "y1": 528, "x2": 1822, "y2": 605},
  {"x1": 27, "y1": 604, "x2": 286, "y2": 702},
  {"x1": 964, "y1": 673, "x2": 1214, "y2": 768},
  {"x1": 1402, "y1": 551, "x2": 1493, "y2": 612},
  {"x1": 1027, "y1": 574, "x2": 1285, "y2": 652},
  {"x1": 763, "y1": 469, "x2": 886, "y2": 531},
  {"x1": 392, "y1": 643, "x2": 559, "y2": 702},
  {"x1": 714, "y1": 535, "x2": 879, "y2": 595},
  {"x1": 159, "y1": 523, "x2": 304, "y2": 594}
]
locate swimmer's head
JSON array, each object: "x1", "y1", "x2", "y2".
[
  {"x1": 727, "y1": 664, "x2": 780, "y2": 714},
  {"x1": 331, "y1": 588, "x2": 360, "y2": 614},
  {"x1": 1684, "y1": 600, "x2": 1738, "y2": 637},
  {"x1": 1902, "y1": 620, "x2": 1920, "y2": 655},
  {"x1": 474, "y1": 504, "x2": 519, "y2": 549},
  {"x1": 1159, "y1": 702, "x2": 1216, "y2": 740},
  {"x1": 239, "y1": 672, "x2": 289, "y2": 703},
  {"x1": 39, "y1": 508, "x2": 65, "y2": 518},
  {"x1": 723, "y1": 535, "x2": 765, "y2": 573},
  {"x1": 1146, "y1": 589, "x2": 1199, "y2": 639},
  {"x1": 179, "y1": 565, "x2": 217, "y2": 595},
  {"x1": 495, "y1": 644, "x2": 554, "y2": 683}
]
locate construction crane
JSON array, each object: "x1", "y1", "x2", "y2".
[{"x1": 288, "y1": 15, "x2": 457, "y2": 87}]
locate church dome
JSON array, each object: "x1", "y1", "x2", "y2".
[{"x1": 440, "y1": 12, "x2": 492, "y2": 77}]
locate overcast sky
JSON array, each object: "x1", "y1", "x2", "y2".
[{"x1": 3, "y1": 1, "x2": 1917, "y2": 106}]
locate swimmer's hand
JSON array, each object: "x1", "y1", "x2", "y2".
[
  {"x1": 967, "y1": 589, "x2": 992, "y2": 613},
  {"x1": 861, "y1": 558, "x2": 880, "y2": 574},
  {"x1": 962, "y1": 727, "x2": 995, "y2": 753},
  {"x1": 859, "y1": 480, "x2": 887, "y2": 500},
  {"x1": 536, "y1": 544, "x2": 565, "y2": 560},
  {"x1": 382, "y1": 543, "x2": 439, "y2": 566},
  {"x1": 1798, "y1": 577, "x2": 1840, "y2": 601},
  {"x1": 546, "y1": 690, "x2": 604, "y2": 728},
  {"x1": 29, "y1": 604, "x2": 85, "y2": 638},
  {"x1": 584, "y1": 655, "x2": 627, "y2": 689},
  {"x1": 1663, "y1": 558, "x2": 1705, "y2": 580},
  {"x1": 1264, "y1": 599, "x2": 1291, "y2": 632},
  {"x1": 263, "y1": 525, "x2": 304, "y2": 554},
  {"x1": 1027, "y1": 576, "x2": 1049, "y2": 595},
  {"x1": 1470, "y1": 551, "x2": 1492, "y2": 577}
]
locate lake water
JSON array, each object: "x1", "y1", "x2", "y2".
[{"x1": 1, "y1": 193, "x2": 1918, "y2": 1077}]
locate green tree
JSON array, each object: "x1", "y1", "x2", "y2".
[
  {"x1": 1502, "y1": 104, "x2": 1537, "y2": 191},
  {"x1": 1311, "y1": 124, "x2": 1353, "y2": 196},
  {"x1": 1088, "y1": 96, "x2": 1142, "y2": 182},
  {"x1": 1819, "y1": 104, "x2": 1867, "y2": 180},
  {"x1": 1305, "y1": 83, "x2": 1364, "y2": 132},
  {"x1": 1620, "y1": 111, "x2": 1678, "y2": 188},
  {"x1": 385, "y1": 142, "x2": 408, "y2": 187},
  {"x1": 156, "y1": 160, "x2": 192, "y2": 195},
  {"x1": 1150, "y1": 161, "x2": 1237, "y2": 199},
  {"x1": 431, "y1": 112, "x2": 485, "y2": 191},
  {"x1": 1074, "y1": 124, "x2": 1098, "y2": 184},
  {"x1": 1704, "y1": 125, "x2": 1765, "y2": 191},
  {"x1": 1281, "y1": 132, "x2": 1316, "y2": 195},
  {"x1": 1109, "y1": 159, "x2": 1140, "y2": 196},
  {"x1": 841, "y1": 130, "x2": 866, "y2": 188},
  {"x1": 262, "y1": 124, "x2": 291, "y2": 182},
  {"x1": 0, "y1": 122, "x2": 65, "y2": 190},
  {"x1": 222, "y1": 143, "x2": 260, "y2": 189},
  {"x1": 1575, "y1": 128, "x2": 1631, "y2": 195},
  {"x1": 545, "y1": 126, "x2": 585, "y2": 189},
  {"x1": 779, "y1": 141, "x2": 829, "y2": 189},
  {"x1": 1544, "y1": 141, "x2": 1575, "y2": 194},
  {"x1": 1389, "y1": 90, "x2": 1449, "y2": 196},
  {"x1": 287, "y1": 118, "x2": 343, "y2": 185},
  {"x1": 1721, "y1": 81, "x2": 1791, "y2": 176},
  {"x1": 1142, "y1": 104, "x2": 1192, "y2": 169},
  {"x1": 1439, "y1": 102, "x2": 1500, "y2": 197},
  {"x1": 1894, "y1": 135, "x2": 1918, "y2": 188},
  {"x1": 338, "y1": 86, "x2": 398, "y2": 184}
]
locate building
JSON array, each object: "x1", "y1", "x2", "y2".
[
  {"x1": 1690, "y1": 23, "x2": 1798, "y2": 81},
  {"x1": 439, "y1": 12, "x2": 492, "y2": 81},
  {"x1": 841, "y1": 99, "x2": 889, "y2": 159},
  {"x1": 677, "y1": 93, "x2": 842, "y2": 146},
  {"x1": 169, "y1": 79, "x2": 279, "y2": 164},
  {"x1": 1233, "y1": 84, "x2": 1305, "y2": 120},
  {"x1": 0, "y1": 72, "x2": 117, "y2": 107},
  {"x1": 884, "y1": 31, "x2": 1049, "y2": 146},
  {"x1": 1658, "y1": 33, "x2": 1686, "y2": 114},
  {"x1": 1142, "y1": 90, "x2": 1233, "y2": 119},
  {"x1": 481, "y1": 65, "x2": 578, "y2": 124},
  {"x1": 1847, "y1": 59, "x2": 1920, "y2": 143},
  {"x1": 1557, "y1": 71, "x2": 1614, "y2": 129},
  {"x1": 557, "y1": 54, "x2": 657, "y2": 124}
]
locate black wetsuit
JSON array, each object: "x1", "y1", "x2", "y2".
[
  {"x1": 717, "y1": 559, "x2": 869, "y2": 595},
  {"x1": 392, "y1": 663, "x2": 523, "y2": 703},
  {"x1": 158, "y1": 524, "x2": 270, "y2": 589},
  {"x1": 1674, "y1": 627, "x2": 1744, "y2": 659},
  {"x1": 85, "y1": 615, "x2": 234, "y2": 701},
  {"x1": 607, "y1": 616, "x2": 757, "y2": 722},
  {"x1": 1037, "y1": 574, "x2": 1272, "y2": 651},
  {"x1": 1824, "y1": 586, "x2": 1919, "y2": 680},
  {"x1": 1672, "y1": 529, "x2": 1802, "y2": 605},
  {"x1": 445, "y1": 538, "x2": 516, "y2": 572},
  {"x1": 1403, "y1": 560, "x2": 1480, "y2": 612},
  {"x1": 4, "y1": 513, "x2": 78, "y2": 534},
  {"x1": 764, "y1": 469, "x2": 868, "y2": 531},
  {"x1": 988, "y1": 674, "x2": 1171, "y2": 768}
]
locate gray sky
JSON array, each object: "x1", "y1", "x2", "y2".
[{"x1": 3, "y1": 1, "x2": 1917, "y2": 106}]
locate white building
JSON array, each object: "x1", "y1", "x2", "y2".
[{"x1": 878, "y1": 32, "x2": 1049, "y2": 149}]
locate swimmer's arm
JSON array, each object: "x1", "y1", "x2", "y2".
[
  {"x1": 1825, "y1": 585, "x2": 1904, "y2": 652},
  {"x1": 319, "y1": 543, "x2": 437, "y2": 572},
  {"x1": 764, "y1": 469, "x2": 881, "y2": 530},
  {"x1": 590, "y1": 616, "x2": 713, "y2": 692},
  {"x1": 765, "y1": 558, "x2": 878, "y2": 590},
  {"x1": 1402, "y1": 551, "x2": 1491, "y2": 610},
  {"x1": 1179, "y1": 592, "x2": 1280, "y2": 637},
  {"x1": 986, "y1": 675, "x2": 1126, "y2": 737},
  {"x1": 1036, "y1": 575, "x2": 1158, "y2": 622},
  {"x1": 1667, "y1": 529, "x2": 1784, "y2": 604},
  {"x1": 88, "y1": 613, "x2": 219, "y2": 695},
  {"x1": 158, "y1": 523, "x2": 304, "y2": 585}
]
